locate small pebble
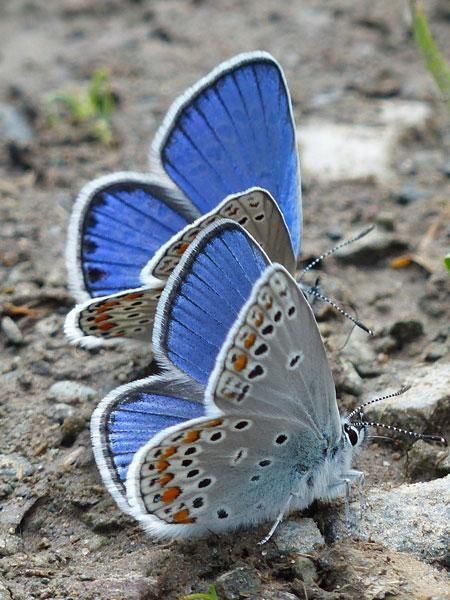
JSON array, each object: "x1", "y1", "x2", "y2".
[
  {"x1": 389, "y1": 319, "x2": 424, "y2": 348},
  {"x1": 274, "y1": 519, "x2": 325, "y2": 554},
  {"x1": 1, "y1": 316, "x2": 24, "y2": 345},
  {"x1": 47, "y1": 381, "x2": 97, "y2": 405},
  {"x1": 215, "y1": 567, "x2": 261, "y2": 600}
]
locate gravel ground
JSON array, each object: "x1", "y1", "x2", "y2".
[{"x1": 1, "y1": 1, "x2": 449, "y2": 598}]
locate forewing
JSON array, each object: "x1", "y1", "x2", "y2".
[
  {"x1": 141, "y1": 187, "x2": 295, "y2": 285},
  {"x1": 206, "y1": 265, "x2": 341, "y2": 443},
  {"x1": 91, "y1": 374, "x2": 205, "y2": 514},
  {"x1": 153, "y1": 52, "x2": 302, "y2": 256},
  {"x1": 153, "y1": 220, "x2": 270, "y2": 385},
  {"x1": 64, "y1": 286, "x2": 163, "y2": 347},
  {"x1": 66, "y1": 172, "x2": 198, "y2": 301},
  {"x1": 126, "y1": 413, "x2": 321, "y2": 539}
]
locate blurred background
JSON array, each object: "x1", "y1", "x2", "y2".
[{"x1": 0, "y1": 1, "x2": 449, "y2": 599}]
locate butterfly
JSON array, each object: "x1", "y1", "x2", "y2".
[
  {"x1": 91, "y1": 220, "x2": 367, "y2": 539},
  {"x1": 65, "y1": 51, "x2": 300, "y2": 347}
]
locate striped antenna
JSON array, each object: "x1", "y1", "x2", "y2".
[
  {"x1": 350, "y1": 386, "x2": 447, "y2": 445},
  {"x1": 304, "y1": 286, "x2": 375, "y2": 336},
  {"x1": 297, "y1": 225, "x2": 375, "y2": 280}
]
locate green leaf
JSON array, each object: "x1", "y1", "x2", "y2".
[
  {"x1": 411, "y1": 0, "x2": 450, "y2": 110},
  {"x1": 181, "y1": 584, "x2": 219, "y2": 600},
  {"x1": 444, "y1": 254, "x2": 450, "y2": 273}
]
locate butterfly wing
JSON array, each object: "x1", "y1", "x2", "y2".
[
  {"x1": 126, "y1": 413, "x2": 322, "y2": 539},
  {"x1": 64, "y1": 286, "x2": 164, "y2": 347},
  {"x1": 153, "y1": 52, "x2": 302, "y2": 256},
  {"x1": 66, "y1": 172, "x2": 199, "y2": 302},
  {"x1": 141, "y1": 187, "x2": 296, "y2": 285},
  {"x1": 205, "y1": 264, "x2": 341, "y2": 443},
  {"x1": 153, "y1": 220, "x2": 270, "y2": 384},
  {"x1": 91, "y1": 374, "x2": 205, "y2": 514}
]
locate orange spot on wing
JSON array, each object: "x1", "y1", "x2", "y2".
[
  {"x1": 244, "y1": 332, "x2": 256, "y2": 348},
  {"x1": 161, "y1": 446, "x2": 177, "y2": 459},
  {"x1": 94, "y1": 313, "x2": 111, "y2": 323},
  {"x1": 183, "y1": 430, "x2": 200, "y2": 443},
  {"x1": 159, "y1": 473, "x2": 174, "y2": 487},
  {"x1": 265, "y1": 297, "x2": 273, "y2": 309},
  {"x1": 98, "y1": 322, "x2": 116, "y2": 331},
  {"x1": 123, "y1": 292, "x2": 144, "y2": 300},
  {"x1": 205, "y1": 418, "x2": 223, "y2": 428},
  {"x1": 255, "y1": 312, "x2": 264, "y2": 326},
  {"x1": 162, "y1": 486, "x2": 181, "y2": 503},
  {"x1": 176, "y1": 242, "x2": 190, "y2": 255},
  {"x1": 172, "y1": 509, "x2": 195, "y2": 524},
  {"x1": 234, "y1": 354, "x2": 248, "y2": 372},
  {"x1": 96, "y1": 300, "x2": 120, "y2": 313},
  {"x1": 156, "y1": 460, "x2": 169, "y2": 472}
]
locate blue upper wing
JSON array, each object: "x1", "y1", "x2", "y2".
[
  {"x1": 155, "y1": 52, "x2": 301, "y2": 256},
  {"x1": 67, "y1": 173, "x2": 199, "y2": 301},
  {"x1": 154, "y1": 220, "x2": 269, "y2": 385},
  {"x1": 91, "y1": 375, "x2": 205, "y2": 511}
]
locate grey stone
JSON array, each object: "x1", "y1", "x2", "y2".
[
  {"x1": 424, "y1": 343, "x2": 446, "y2": 363},
  {"x1": 0, "y1": 453, "x2": 34, "y2": 479},
  {"x1": 81, "y1": 576, "x2": 158, "y2": 599},
  {"x1": 0, "y1": 534, "x2": 23, "y2": 557},
  {"x1": 375, "y1": 211, "x2": 395, "y2": 231},
  {"x1": 1, "y1": 317, "x2": 24, "y2": 346},
  {"x1": 47, "y1": 380, "x2": 98, "y2": 405},
  {"x1": 335, "y1": 232, "x2": 409, "y2": 266},
  {"x1": 274, "y1": 519, "x2": 325, "y2": 554},
  {"x1": 366, "y1": 363, "x2": 450, "y2": 434},
  {"x1": 215, "y1": 567, "x2": 261, "y2": 600},
  {"x1": 406, "y1": 440, "x2": 450, "y2": 482},
  {"x1": 328, "y1": 476, "x2": 450, "y2": 565},
  {"x1": 0, "y1": 579, "x2": 12, "y2": 600},
  {"x1": 0, "y1": 103, "x2": 33, "y2": 143},
  {"x1": 47, "y1": 402, "x2": 74, "y2": 423},
  {"x1": 292, "y1": 556, "x2": 319, "y2": 584},
  {"x1": 333, "y1": 359, "x2": 363, "y2": 397}
]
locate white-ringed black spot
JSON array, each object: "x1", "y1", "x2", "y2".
[
  {"x1": 198, "y1": 478, "x2": 212, "y2": 489},
  {"x1": 288, "y1": 305, "x2": 296, "y2": 317},
  {"x1": 238, "y1": 216, "x2": 249, "y2": 225},
  {"x1": 153, "y1": 494, "x2": 161, "y2": 503},
  {"x1": 209, "y1": 431, "x2": 223, "y2": 442},
  {"x1": 184, "y1": 447, "x2": 197, "y2": 456},
  {"x1": 154, "y1": 449, "x2": 162, "y2": 458},
  {"x1": 273, "y1": 310, "x2": 282, "y2": 322},
  {"x1": 289, "y1": 354, "x2": 301, "y2": 368},
  {"x1": 181, "y1": 459, "x2": 193, "y2": 467},
  {"x1": 254, "y1": 343, "x2": 268, "y2": 356},
  {"x1": 248, "y1": 365, "x2": 264, "y2": 379},
  {"x1": 192, "y1": 497, "x2": 204, "y2": 509},
  {"x1": 259, "y1": 459, "x2": 272, "y2": 467},
  {"x1": 275, "y1": 434, "x2": 288, "y2": 445},
  {"x1": 217, "y1": 508, "x2": 229, "y2": 519},
  {"x1": 261, "y1": 324, "x2": 274, "y2": 336},
  {"x1": 187, "y1": 469, "x2": 200, "y2": 478},
  {"x1": 250, "y1": 474, "x2": 260, "y2": 482},
  {"x1": 234, "y1": 420, "x2": 250, "y2": 430},
  {"x1": 254, "y1": 213, "x2": 265, "y2": 221},
  {"x1": 171, "y1": 433, "x2": 184, "y2": 442}
]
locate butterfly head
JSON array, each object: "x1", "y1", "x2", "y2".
[{"x1": 341, "y1": 417, "x2": 367, "y2": 454}]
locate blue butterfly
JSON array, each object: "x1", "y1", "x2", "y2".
[
  {"x1": 91, "y1": 220, "x2": 367, "y2": 539},
  {"x1": 65, "y1": 52, "x2": 300, "y2": 347}
]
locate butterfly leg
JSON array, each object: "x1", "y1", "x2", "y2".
[{"x1": 258, "y1": 493, "x2": 295, "y2": 546}]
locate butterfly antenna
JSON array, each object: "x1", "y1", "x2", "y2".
[
  {"x1": 348, "y1": 386, "x2": 411, "y2": 419},
  {"x1": 303, "y1": 287, "x2": 375, "y2": 336},
  {"x1": 353, "y1": 420, "x2": 447, "y2": 445},
  {"x1": 297, "y1": 225, "x2": 375, "y2": 280},
  {"x1": 350, "y1": 386, "x2": 447, "y2": 445}
]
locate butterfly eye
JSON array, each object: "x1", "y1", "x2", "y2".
[{"x1": 344, "y1": 423, "x2": 359, "y2": 446}]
